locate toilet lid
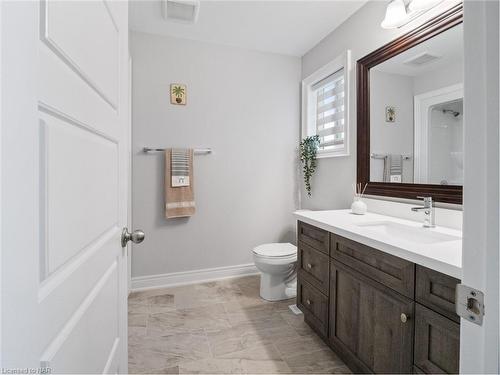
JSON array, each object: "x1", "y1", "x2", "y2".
[{"x1": 252, "y1": 243, "x2": 296, "y2": 258}]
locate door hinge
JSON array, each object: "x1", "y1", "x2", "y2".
[{"x1": 456, "y1": 284, "x2": 485, "y2": 325}]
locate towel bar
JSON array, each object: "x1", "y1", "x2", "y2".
[
  {"x1": 143, "y1": 147, "x2": 212, "y2": 154},
  {"x1": 370, "y1": 153, "x2": 411, "y2": 160}
]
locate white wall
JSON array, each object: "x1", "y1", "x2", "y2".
[
  {"x1": 413, "y1": 61, "x2": 463, "y2": 95},
  {"x1": 300, "y1": 0, "x2": 462, "y2": 209},
  {"x1": 130, "y1": 32, "x2": 301, "y2": 279},
  {"x1": 370, "y1": 71, "x2": 415, "y2": 183}
]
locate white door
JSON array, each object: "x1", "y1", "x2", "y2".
[
  {"x1": 1, "y1": 1, "x2": 130, "y2": 373},
  {"x1": 461, "y1": 0, "x2": 499, "y2": 373}
]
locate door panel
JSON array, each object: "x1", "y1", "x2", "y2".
[
  {"x1": 39, "y1": 45, "x2": 118, "y2": 135},
  {"x1": 41, "y1": 0, "x2": 119, "y2": 108},
  {"x1": 37, "y1": 233, "x2": 118, "y2": 343},
  {"x1": 40, "y1": 113, "x2": 119, "y2": 277},
  {"x1": 1, "y1": 1, "x2": 129, "y2": 372},
  {"x1": 40, "y1": 261, "x2": 119, "y2": 373}
]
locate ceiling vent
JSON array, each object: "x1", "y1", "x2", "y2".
[
  {"x1": 162, "y1": 0, "x2": 200, "y2": 24},
  {"x1": 403, "y1": 52, "x2": 441, "y2": 66}
]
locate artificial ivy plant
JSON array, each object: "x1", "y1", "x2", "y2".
[{"x1": 300, "y1": 135, "x2": 320, "y2": 196}]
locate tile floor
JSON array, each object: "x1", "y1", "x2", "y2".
[{"x1": 128, "y1": 275, "x2": 350, "y2": 374}]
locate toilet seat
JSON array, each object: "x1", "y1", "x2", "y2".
[{"x1": 252, "y1": 243, "x2": 296, "y2": 259}]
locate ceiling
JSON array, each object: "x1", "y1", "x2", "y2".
[
  {"x1": 373, "y1": 23, "x2": 463, "y2": 76},
  {"x1": 129, "y1": 1, "x2": 368, "y2": 57}
]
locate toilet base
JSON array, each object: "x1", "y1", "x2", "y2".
[{"x1": 259, "y1": 273, "x2": 297, "y2": 301}]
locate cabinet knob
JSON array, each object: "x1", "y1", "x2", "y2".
[
  {"x1": 307, "y1": 263, "x2": 313, "y2": 269},
  {"x1": 400, "y1": 313, "x2": 409, "y2": 323},
  {"x1": 306, "y1": 299, "x2": 312, "y2": 306}
]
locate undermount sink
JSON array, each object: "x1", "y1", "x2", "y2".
[{"x1": 356, "y1": 221, "x2": 461, "y2": 245}]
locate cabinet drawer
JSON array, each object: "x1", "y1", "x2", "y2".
[
  {"x1": 298, "y1": 221, "x2": 329, "y2": 254},
  {"x1": 297, "y1": 278, "x2": 328, "y2": 337},
  {"x1": 414, "y1": 304, "x2": 460, "y2": 374},
  {"x1": 331, "y1": 234, "x2": 415, "y2": 298},
  {"x1": 298, "y1": 242, "x2": 330, "y2": 295},
  {"x1": 416, "y1": 265, "x2": 460, "y2": 322}
]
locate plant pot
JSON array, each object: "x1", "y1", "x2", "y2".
[{"x1": 176, "y1": 97, "x2": 182, "y2": 104}]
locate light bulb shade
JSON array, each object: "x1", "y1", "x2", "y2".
[
  {"x1": 381, "y1": 0, "x2": 408, "y2": 29},
  {"x1": 408, "y1": 0, "x2": 442, "y2": 12}
]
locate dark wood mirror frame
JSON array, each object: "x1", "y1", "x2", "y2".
[{"x1": 357, "y1": 4, "x2": 463, "y2": 204}]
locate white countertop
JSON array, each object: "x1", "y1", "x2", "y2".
[{"x1": 294, "y1": 209, "x2": 462, "y2": 280}]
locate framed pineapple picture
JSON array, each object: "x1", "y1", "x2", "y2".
[
  {"x1": 170, "y1": 84, "x2": 187, "y2": 105},
  {"x1": 385, "y1": 106, "x2": 396, "y2": 122}
]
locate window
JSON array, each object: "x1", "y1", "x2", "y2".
[{"x1": 302, "y1": 51, "x2": 351, "y2": 158}]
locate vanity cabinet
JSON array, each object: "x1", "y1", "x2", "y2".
[{"x1": 296, "y1": 221, "x2": 461, "y2": 374}]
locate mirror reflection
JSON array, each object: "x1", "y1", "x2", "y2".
[{"x1": 369, "y1": 24, "x2": 463, "y2": 185}]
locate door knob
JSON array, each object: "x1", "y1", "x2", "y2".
[
  {"x1": 400, "y1": 313, "x2": 409, "y2": 323},
  {"x1": 121, "y1": 227, "x2": 145, "y2": 247}
]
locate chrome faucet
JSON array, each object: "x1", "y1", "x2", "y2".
[{"x1": 411, "y1": 196, "x2": 436, "y2": 228}]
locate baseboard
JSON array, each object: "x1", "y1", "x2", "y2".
[{"x1": 131, "y1": 263, "x2": 259, "y2": 291}]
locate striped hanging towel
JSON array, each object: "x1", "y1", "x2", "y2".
[
  {"x1": 383, "y1": 154, "x2": 403, "y2": 183},
  {"x1": 165, "y1": 149, "x2": 195, "y2": 218},
  {"x1": 171, "y1": 149, "x2": 190, "y2": 187}
]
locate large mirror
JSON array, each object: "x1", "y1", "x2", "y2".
[
  {"x1": 370, "y1": 24, "x2": 463, "y2": 185},
  {"x1": 357, "y1": 4, "x2": 463, "y2": 203}
]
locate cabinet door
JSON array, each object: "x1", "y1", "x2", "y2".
[
  {"x1": 330, "y1": 260, "x2": 414, "y2": 374},
  {"x1": 414, "y1": 304, "x2": 460, "y2": 374}
]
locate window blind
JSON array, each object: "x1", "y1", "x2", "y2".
[{"x1": 313, "y1": 68, "x2": 345, "y2": 151}]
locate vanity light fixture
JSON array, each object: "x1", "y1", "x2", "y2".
[
  {"x1": 381, "y1": 0, "x2": 408, "y2": 29},
  {"x1": 381, "y1": 0, "x2": 444, "y2": 29}
]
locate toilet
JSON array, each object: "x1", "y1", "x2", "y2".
[{"x1": 252, "y1": 243, "x2": 297, "y2": 301}]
